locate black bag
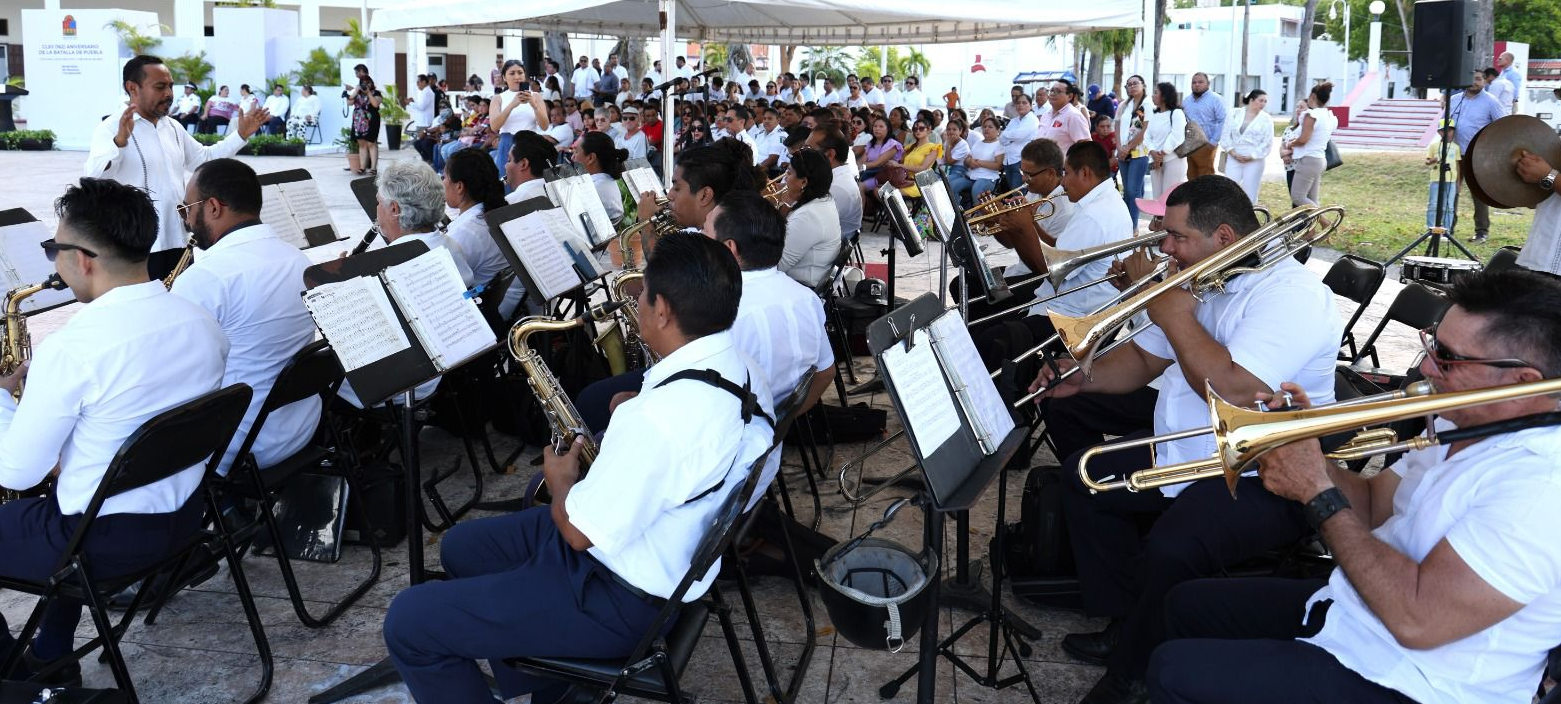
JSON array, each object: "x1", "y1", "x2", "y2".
[
  {"x1": 488, "y1": 323, "x2": 612, "y2": 442},
  {"x1": 1005, "y1": 465, "x2": 1074, "y2": 577},
  {"x1": 787, "y1": 402, "x2": 888, "y2": 444},
  {"x1": 343, "y1": 461, "x2": 406, "y2": 548}
]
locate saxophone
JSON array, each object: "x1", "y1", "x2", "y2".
[
  {"x1": 509, "y1": 301, "x2": 625, "y2": 505},
  {"x1": 1, "y1": 273, "x2": 67, "y2": 503},
  {"x1": 615, "y1": 204, "x2": 678, "y2": 270},
  {"x1": 609, "y1": 270, "x2": 657, "y2": 370},
  {"x1": 162, "y1": 236, "x2": 197, "y2": 289}
]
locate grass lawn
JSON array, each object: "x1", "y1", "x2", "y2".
[{"x1": 1256, "y1": 151, "x2": 1535, "y2": 263}]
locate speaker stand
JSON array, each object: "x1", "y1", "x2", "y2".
[{"x1": 1385, "y1": 89, "x2": 1479, "y2": 268}]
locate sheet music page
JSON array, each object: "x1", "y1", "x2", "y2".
[
  {"x1": 277, "y1": 180, "x2": 337, "y2": 240},
  {"x1": 0, "y1": 220, "x2": 76, "y2": 313},
  {"x1": 498, "y1": 209, "x2": 581, "y2": 300},
  {"x1": 259, "y1": 183, "x2": 309, "y2": 249},
  {"x1": 302, "y1": 277, "x2": 410, "y2": 372},
  {"x1": 383, "y1": 248, "x2": 495, "y2": 370},
  {"x1": 922, "y1": 180, "x2": 957, "y2": 241},
  {"x1": 930, "y1": 310, "x2": 1016, "y2": 450},
  {"x1": 880, "y1": 329, "x2": 961, "y2": 453},
  {"x1": 624, "y1": 168, "x2": 665, "y2": 201},
  {"x1": 566, "y1": 174, "x2": 617, "y2": 247}
]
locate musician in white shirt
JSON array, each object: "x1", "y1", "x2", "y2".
[
  {"x1": 441, "y1": 149, "x2": 511, "y2": 290},
  {"x1": 171, "y1": 159, "x2": 316, "y2": 477},
  {"x1": 774, "y1": 149, "x2": 842, "y2": 287},
  {"x1": 85, "y1": 55, "x2": 267, "y2": 282},
  {"x1": 0, "y1": 177, "x2": 227, "y2": 684},
  {"x1": 504, "y1": 131, "x2": 556, "y2": 205},
  {"x1": 808, "y1": 126, "x2": 864, "y2": 240}
]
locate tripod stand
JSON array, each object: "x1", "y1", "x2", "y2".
[{"x1": 1386, "y1": 88, "x2": 1479, "y2": 267}]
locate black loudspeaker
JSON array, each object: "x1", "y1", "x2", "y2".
[
  {"x1": 1411, "y1": 0, "x2": 1477, "y2": 89},
  {"x1": 521, "y1": 37, "x2": 544, "y2": 79}
]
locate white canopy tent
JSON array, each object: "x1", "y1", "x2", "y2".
[{"x1": 372, "y1": 0, "x2": 1141, "y2": 187}]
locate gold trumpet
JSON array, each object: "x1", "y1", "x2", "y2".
[
  {"x1": 965, "y1": 189, "x2": 1057, "y2": 237},
  {"x1": 761, "y1": 174, "x2": 788, "y2": 205},
  {"x1": 1077, "y1": 377, "x2": 1561, "y2": 497}
]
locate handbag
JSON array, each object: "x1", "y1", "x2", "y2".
[
  {"x1": 1174, "y1": 108, "x2": 1210, "y2": 158},
  {"x1": 1324, "y1": 140, "x2": 1344, "y2": 170},
  {"x1": 883, "y1": 163, "x2": 912, "y2": 189}
]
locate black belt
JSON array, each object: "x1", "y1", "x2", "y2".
[{"x1": 586, "y1": 553, "x2": 668, "y2": 608}]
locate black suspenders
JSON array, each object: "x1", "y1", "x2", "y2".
[{"x1": 653, "y1": 369, "x2": 774, "y2": 505}]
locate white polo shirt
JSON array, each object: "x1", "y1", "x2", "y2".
[
  {"x1": 1131, "y1": 256, "x2": 1341, "y2": 497},
  {"x1": 171, "y1": 223, "x2": 317, "y2": 477},
  {"x1": 1302, "y1": 421, "x2": 1561, "y2": 704},
  {"x1": 1029, "y1": 178, "x2": 1133, "y2": 319},
  {"x1": 0, "y1": 281, "x2": 227, "y2": 516},
  {"x1": 1001, "y1": 184, "x2": 1076, "y2": 278},
  {"x1": 590, "y1": 172, "x2": 625, "y2": 224},
  {"x1": 568, "y1": 331, "x2": 775, "y2": 600},
  {"x1": 830, "y1": 162, "x2": 864, "y2": 237},
  {"x1": 1517, "y1": 193, "x2": 1561, "y2": 276},
  {"x1": 733, "y1": 267, "x2": 833, "y2": 508}
]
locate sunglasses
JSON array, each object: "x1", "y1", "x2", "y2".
[
  {"x1": 1021, "y1": 166, "x2": 1064, "y2": 178},
  {"x1": 1419, "y1": 325, "x2": 1536, "y2": 373},
  {"x1": 41, "y1": 238, "x2": 98, "y2": 262},
  {"x1": 624, "y1": 115, "x2": 639, "y2": 121}
]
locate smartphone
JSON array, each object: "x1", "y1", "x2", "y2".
[{"x1": 517, "y1": 90, "x2": 533, "y2": 102}]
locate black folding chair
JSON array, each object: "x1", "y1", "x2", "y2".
[
  {"x1": 211, "y1": 340, "x2": 382, "y2": 629},
  {"x1": 1486, "y1": 245, "x2": 1522, "y2": 273},
  {"x1": 0, "y1": 385, "x2": 272, "y2": 704},
  {"x1": 1322, "y1": 254, "x2": 1387, "y2": 361},
  {"x1": 1349, "y1": 281, "x2": 1451, "y2": 371}
]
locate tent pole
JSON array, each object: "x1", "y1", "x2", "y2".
[{"x1": 660, "y1": 0, "x2": 676, "y2": 189}]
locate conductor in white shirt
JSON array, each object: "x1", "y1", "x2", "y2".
[
  {"x1": 85, "y1": 55, "x2": 268, "y2": 282},
  {"x1": 171, "y1": 158, "x2": 317, "y2": 478},
  {"x1": 0, "y1": 177, "x2": 228, "y2": 686}
]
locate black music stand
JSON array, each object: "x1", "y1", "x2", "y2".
[
  {"x1": 1386, "y1": 88, "x2": 1479, "y2": 267},
  {"x1": 0, "y1": 208, "x2": 77, "y2": 315},
  {"x1": 865, "y1": 295, "x2": 1035, "y2": 703},
  {"x1": 846, "y1": 182, "x2": 928, "y2": 396}
]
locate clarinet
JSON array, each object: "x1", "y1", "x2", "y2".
[{"x1": 351, "y1": 225, "x2": 380, "y2": 255}]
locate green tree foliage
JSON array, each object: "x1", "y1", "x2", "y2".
[
  {"x1": 342, "y1": 18, "x2": 370, "y2": 59},
  {"x1": 852, "y1": 47, "x2": 930, "y2": 82},
  {"x1": 1318, "y1": 0, "x2": 1412, "y2": 68},
  {"x1": 105, "y1": 20, "x2": 165, "y2": 56},
  {"x1": 165, "y1": 51, "x2": 215, "y2": 88},
  {"x1": 1494, "y1": 0, "x2": 1561, "y2": 59},
  {"x1": 798, "y1": 46, "x2": 852, "y2": 86},
  {"x1": 701, "y1": 43, "x2": 729, "y2": 72},
  {"x1": 1078, "y1": 29, "x2": 1139, "y2": 94},
  {"x1": 292, "y1": 47, "x2": 340, "y2": 89}
]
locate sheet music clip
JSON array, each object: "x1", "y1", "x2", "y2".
[{"x1": 888, "y1": 313, "x2": 916, "y2": 352}]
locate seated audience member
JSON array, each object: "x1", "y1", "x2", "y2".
[
  {"x1": 198, "y1": 86, "x2": 238, "y2": 135},
  {"x1": 172, "y1": 84, "x2": 202, "y2": 131},
  {"x1": 286, "y1": 85, "x2": 322, "y2": 140},
  {"x1": 261, "y1": 84, "x2": 290, "y2": 135}
]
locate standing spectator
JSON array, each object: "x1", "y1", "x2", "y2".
[
  {"x1": 966, "y1": 116, "x2": 1005, "y2": 205},
  {"x1": 1220, "y1": 89, "x2": 1274, "y2": 203},
  {"x1": 1424, "y1": 119, "x2": 1460, "y2": 234},
  {"x1": 407, "y1": 74, "x2": 436, "y2": 137},
  {"x1": 901, "y1": 76, "x2": 928, "y2": 111},
  {"x1": 880, "y1": 75, "x2": 903, "y2": 112},
  {"x1": 1448, "y1": 70, "x2": 1506, "y2": 240},
  {"x1": 1004, "y1": 85, "x2": 1026, "y2": 119},
  {"x1": 489, "y1": 58, "x2": 503, "y2": 90},
  {"x1": 260, "y1": 84, "x2": 289, "y2": 135},
  {"x1": 1037, "y1": 79, "x2": 1091, "y2": 156},
  {"x1": 1001, "y1": 92, "x2": 1041, "y2": 190},
  {"x1": 571, "y1": 55, "x2": 599, "y2": 102},
  {"x1": 198, "y1": 85, "x2": 236, "y2": 134},
  {"x1": 345, "y1": 65, "x2": 383, "y2": 175},
  {"x1": 1180, "y1": 72, "x2": 1224, "y2": 179},
  {"x1": 1278, "y1": 102, "x2": 1307, "y2": 194},
  {"x1": 490, "y1": 59, "x2": 549, "y2": 176},
  {"x1": 1087, "y1": 84, "x2": 1116, "y2": 119},
  {"x1": 593, "y1": 66, "x2": 621, "y2": 108},
  {"x1": 171, "y1": 84, "x2": 202, "y2": 132},
  {"x1": 673, "y1": 55, "x2": 693, "y2": 82},
  {"x1": 1116, "y1": 75, "x2": 1151, "y2": 225},
  {"x1": 1285, "y1": 82, "x2": 1338, "y2": 207},
  {"x1": 1144, "y1": 81, "x2": 1188, "y2": 201},
  {"x1": 1483, "y1": 67, "x2": 1514, "y2": 116},
  {"x1": 1498, "y1": 51, "x2": 1522, "y2": 111},
  {"x1": 543, "y1": 59, "x2": 563, "y2": 95},
  {"x1": 286, "y1": 85, "x2": 321, "y2": 141},
  {"x1": 944, "y1": 86, "x2": 961, "y2": 112}
]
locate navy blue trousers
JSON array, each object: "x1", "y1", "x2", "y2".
[
  {"x1": 0, "y1": 494, "x2": 204, "y2": 662},
  {"x1": 576, "y1": 369, "x2": 647, "y2": 435},
  {"x1": 383, "y1": 508, "x2": 665, "y2": 703}
]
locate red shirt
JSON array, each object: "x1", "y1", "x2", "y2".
[
  {"x1": 1092, "y1": 133, "x2": 1119, "y2": 173},
  {"x1": 642, "y1": 120, "x2": 664, "y2": 145}
]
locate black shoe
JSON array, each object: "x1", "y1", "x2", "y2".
[
  {"x1": 1061, "y1": 618, "x2": 1122, "y2": 666},
  {"x1": 21, "y1": 646, "x2": 83, "y2": 689},
  {"x1": 1078, "y1": 671, "x2": 1149, "y2": 704},
  {"x1": 106, "y1": 559, "x2": 220, "y2": 611},
  {"x1": 1472, "y1": 233, "x2": 1488, "y2": 243}
]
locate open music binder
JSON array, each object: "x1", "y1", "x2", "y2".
[
  {"x1": 542, "y1": 168, "x2": 616, "y2": 249},
  {"x1": 300, "y1": 241, "x2": 497, "y2": 408},
  {"x1": 257, "y1": 169, "x2": 341, "y2": 249},
  {"x1": 623, "y1": 157, "x2": 665, "y2": 202},
  {"x1": 485, "y1": 199, "x2": 610, "y2": 308},
  {"x1": 868, "y1": 293, "x2": 1022, "y2": 509},
  {"x1": 0, "y1": 208, "x2": 76, "y2": 314}
]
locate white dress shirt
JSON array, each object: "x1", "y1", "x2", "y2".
[
  {"x1": 1486, "y1": 76, "x2": 1515, "y2": 115},
  {"x1": 1220, "y1": 108, "x2": 1275, "y2": 159},
  {"x1": 1131, "y1": 256, "x2": 1341, "y2": 497},
  {"x1": 409, "y1": 85, "x2": 436, "y2": 129},
  {"x1": 1027, "y1": 178, "x2": 1133, "y2": 319},
  {"x1": 545, "y1": 122, "x2": 575, "y2": 149},
  {"x1": 571, "y1": 67, "x2": 601, "y2": 99},
  {"x1": 505, "y1": 177, "x2": 550, "y2": 205},
  {"x1": 590, "y1": 172, "x2": 625, "y2": 224},
  {"x1": 882, "y1": 88, "x2": 904, "y2": 112},
  {"x1": 568, "y1": 330, "x2": 774, "y2": 600},
  {"x1": 171, "y1": 223, "x2": 316, "y2": 476},
  {"x1": 173, "y1": 93, "x2": 202, "y2": 117},
  {"x1": 733, "y1": 266, "x2": 832, "y2": 507},
  {"x1": 262, "y1": 94, "x2": 290, "y2": 121},
  {"x1": 674, "y1": 64, "x2": 693, "y2": 81},
  {"x1": 1000, "y1": 112, "x2": 1039, "y2": 165},
  {"x1": 1518, "y1": 193, "x2": 1561, "y2": 275},
  {"x1": 444, "y1": 203, "x2": 507, "y2": 288},
  {"x1": 818, "y1": 90, "x2": 842, "y2": 107},
  {"x1": 1302, "y1": 420, "x2": 1561, "y2": 704},
  {"x1": 0, "y1": 281, "x2": 227, "y2": 516},
  {"x1": 901, "y1": 88, "x2": 927, "y2": 111},
  {"x1": 863, "y1": 87, "x2": 885, "y2": 108},
  {"x1": 781, "y1": 197, "x2": 843, "y2": 287},
  {"x1": 86, "y1": 112, "x2": 248, "y2": 254},
  {"x1": 1001, "y1": 184, "x2": 1076, "y2": 279},
  {"x1": 830, "y1": 163, "x2": 863, "y2": 237}
]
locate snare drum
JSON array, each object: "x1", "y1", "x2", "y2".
[{"x1": 1401, "y1": 256, "x2": 1480, "y2": 286}]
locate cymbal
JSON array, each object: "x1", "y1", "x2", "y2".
[{"x1": 1464, "y1": 114, "x2": 1561, "y2": 209}]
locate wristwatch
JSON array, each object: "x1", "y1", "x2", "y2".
[
  {"x1": 1541, "y1": 169, "x2": 1558, "y2": 192},
  {"x1": 1304, "y1": 487, "x2": 1351, "y2": 530}
]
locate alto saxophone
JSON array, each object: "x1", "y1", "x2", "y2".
[
  {"x1": 609, "y1": 270, "x2": 658, "y2": 369},
  {"x1": 162, "y1": 236, "x2": 197, "y2": 289},
  {"x1": 508, "y1": 301, "x2": 625, "y2": 505},
  {"x1": 1, "y1": 273, "x2": 66, "y2": 503},
  {"x1": 615, "y1": 205, "x2": 678, "y2": 270}
]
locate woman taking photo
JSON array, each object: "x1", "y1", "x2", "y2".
[
  {"x1": 777, "y1": 149, "x2": 843, "y2": 287},
  {"x1": 1220, "y1": 89, "x2": 1275, "y2": 203},
  {"x1": 892, "y1": 118, "x2": 943, "y2": 199},
  {"x1": 966, "y1": 116, "x2": 1005, "y2": 205},
  {"x1": 345, "y1": 65, "x2": 383, "y2": 175},
  {"x1": 1114, "y1": 74, "x2": 1151, "y2": 224},
  {"x1": 1000, "y1": 93, "x2": 1039, "y2": 190},
  {"x1": 1285, "y1": 82, "x2": 1337, "y2": 206},
  {"x1": 858, "y1": 114, "x2": 904, "y2": 199},
  {"x1": 490, "y1": 59, "x2": 550, "y2": 175},
  {"x1": 572, "y1": 131, "x2": 629, "y2": 225},
  {"x1": 1143, "y1": 81, "x2": 1187, "y2": 202}
]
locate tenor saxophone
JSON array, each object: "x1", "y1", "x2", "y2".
[
  {"x1": 509, "y1": 301, "x2": 625, "y2": 505},
  {"x1": 162, "y1": 236, "x2": 197, "y2": 289},
  {"x1": 1, "y1": 273, "x2": 66, "y2": 503},
  {"x1": 609, "y1": 270, "x2": 658, "y2": 370}
]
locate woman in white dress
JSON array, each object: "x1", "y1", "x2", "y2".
[
  {"x1": 1220, "y1": 89, "x2": 1275, "y2": 203},
  {"x1": 1144, "y1": 81, "x2": 1188, "y2": 201},
  {"x1": 1285, "y1": 82, "x2": 1337, "y2": 206}
]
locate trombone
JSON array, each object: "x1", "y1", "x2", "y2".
[
  {"x1": 967, "y1": 231, "x2": 1170, "y2": 328},
  {"x1": 1076, "y1": 376, "x2": 1561, "y2": 496},
  {"x1": 761, "y1": 174, "x2": 788, "y2": 205},
  {"x1": 965, "y1": 188, "x2": 1058, "y2": 237}
]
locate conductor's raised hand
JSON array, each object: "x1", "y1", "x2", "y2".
[
  {"x1": 237, "y1": 108, "x2": 271, "y2": 140},
  {"x1": 113, "y1": 105, "x2": 137, "y2": 148}
]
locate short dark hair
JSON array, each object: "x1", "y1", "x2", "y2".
[
  {"x1": 1482, "y1": 67, "x2": 1500, "y2": 80},
  {"x1": 1066, "y1": 141, "x2": 1112, "y2": 181},
  {"x1": 1446, "y1": 269, "x2": 1561, "y2": 378},
  {"x1": 1165, "y1": 175, "x2": 1259, "y2": 238},
  {"x1": 642, "y1": 232, "x2": 742, "y2": 338},
  {"x1": 190, "y1": 158, "x2": 263, "y2": 216},
  {"x1": 353, "y1": 63, "x2": 369, "y2": 73},
  {"x1": 782, "y1": 125, "x2": 811, "y2": 150},
  {"x1": 1020, "y1": 138, "x2": 1064, "y2": 171},
  {"x1": 122, "y1": 55, "x2": 164, "y2": 88},
  {"x1": 814, "y1": 126, "x2": 850, "y2": 164},
  {"x1": 578, "y1": 131, "x2": 628, "y2": 178},
  {"x1": 788, "y1": 149, "x2": 833, "y2": 208},
  {"x1": 711, "y1": 190, "x2": 786, "y2": 269},
  {"x1": 679, "y1": 142, "x2": 753, "y2": 202},
  {"x1": 729, "y1": 105, "x2": 751, "y2": 122},
  {"x1": 55, "y1": 178, "x2": 158, "y2": 263},
  {"x1": 509, "y1": 131, "x2": 558, "y2": 178},
  {"x1": 445, "y1": 148, "x2": 507, "y2": 212}
]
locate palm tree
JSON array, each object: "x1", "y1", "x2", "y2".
[
  {"x1": 799, "y1": 46, "x2": 853, "y2": 86},
  {"x1": 1079, "y1": 29, "x2": 1138, "y2": 95},
  {"x1": 853, "y1": 47, "x2": 893, "y2": 80},
  {"x1": 106, "y1": 19, "x2": 165, "y2": 56},
  {"x1": 901, "y1": 48, "x2": 931, "y2": 81},
  {"x1": 342, "y1": 18, "x2": 370, "y2": 59},
  {"x1": 701, "y1": 43, "x2": 729, "y2": 73}
]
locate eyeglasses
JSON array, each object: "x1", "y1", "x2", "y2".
[
  {"x1": 1047, "y1": 88, "x2": 1067, "y2": 95},
  {"x1": 1020, "y1": 166, "x2": 1063, "y2": 178},
  {"x1": 40, "y1": 238, "x2": 98, "y2": 262},
  {"x1": 1419, "y1": 325, "x2": 1536, "y2": 373},
  {"x1": 176, "y1": 198, "x2": 208, "y2": 217}
]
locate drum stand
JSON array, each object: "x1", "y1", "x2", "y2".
[{"x1": 1386, "y1": 89, "x2": 1479, "y2": 267}]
